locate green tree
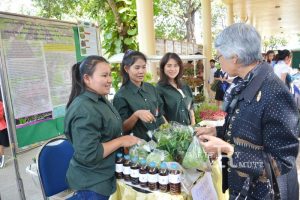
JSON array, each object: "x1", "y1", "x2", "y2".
[
  {"x1": 154, "y1": 0, "x2": 201, "y2": 41},
  {"x1": 33, "y1": 0, "x2": 138, "y2": 57},
  {"x1": 263, "y1": 36, "x2": 288, "y2": 52}
]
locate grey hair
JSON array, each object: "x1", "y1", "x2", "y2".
[{"x1": 215, "y1": 23, "x2": 263, "y2": 66}]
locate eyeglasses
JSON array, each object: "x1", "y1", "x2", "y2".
[{"x1": 215, "y1": 54, "x2": 223, "y2": 62}]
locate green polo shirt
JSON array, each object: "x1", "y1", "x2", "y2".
[
  {"x1": 156, "y1": 82, "x2": 194, "y2": 125},
  {"x1": 113, "y1": 81, "x2": 165, "y2": 141},
  {"x1": 64, "y1": 90, "x2": 122, "y2": 196}
]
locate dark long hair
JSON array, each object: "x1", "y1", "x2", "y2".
[
  {"x1": 276, "y1": 49, "x2": 291, "y2": 63},
  {"x1": 120, "y1": 50, "x2": 147, "y2": 86},
  {"x1": 66, "y1": 55, "x2": 109, "y2": 108},
  {"x1": 266, "y1": 50, "x2": 275, "y2": 63},
  {"x1": 158, "y1": 52, "x2": 183, "y2": 88}
]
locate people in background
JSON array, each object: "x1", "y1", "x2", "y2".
[
  {"x1": 195, "y1": 23, "x2": 299, "y2": 200},
  {"x1": 265, "y1": 50, "x2": 275, "y2": 67},
  {"x1": 0, "y1": 90, "x2": 9, "y2": 169},
  {"x1": 273, "y1": 49, "x2": 293, "y2": 90},
  {"x1": 65, "y1": 56, "x2": 139, "y2": 200},
  {"x1": 208, "y1": 59, "x2": 217, "y2": 100},
  {"x1": 156, "y1": 52, "x2": 195, "y2": 126},
  {"x1": 214, "y1": 67, "x2": 229, "y2": 108},
  {"x1": 113, "y1": 50, "x2": 165, "y2": 142}
]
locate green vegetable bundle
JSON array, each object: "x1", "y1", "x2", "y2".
[
  {"x1": 182, "y1": 136, "x2": 210, "y2": 171},
  {"x1": 153, "y1": 122, "x2": 194, "y2": 164}
]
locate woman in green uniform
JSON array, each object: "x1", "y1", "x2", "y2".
[
  {"x1": 65, "y1": 56, "x2": 139, "y2": 200},
  {"x1": 113, "y1": 50, "x2": 165, "y2": 141},
  {"x1": 156, "y1": 53, "x2": 195, "y2": 126}
]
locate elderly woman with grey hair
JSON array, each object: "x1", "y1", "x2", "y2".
[{"x1": 195, "y1": 23, "x2": 299, "y2": 200}]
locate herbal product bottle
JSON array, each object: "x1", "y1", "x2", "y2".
[
  {"x1": 158, "y1": 162, "x2": 169, "y2": 192},
  {"x1": 123, "y1": 155, "x2": 131, "y2": 182},
  {"x1": 169, "y1": 163, "x2": 181, "y2": 195},
  {"x1": 139, "y1": 159, "x2": 148, "y2": 188},
  {"x1": 147, "y1": 162, "x2": 158, "y2": 191},
  {"x1": 115, "y1": 153, "x2": 124, "y2": 179},
  {"x1": 130, "y1": 156, "x2": 140, "y2": 185}
]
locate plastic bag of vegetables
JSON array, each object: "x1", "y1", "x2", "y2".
[
  {"x1": 129, "y1": 139, "x2": 149, "y2": 159},
  {"x1": 146, "y1": 149, "x2": 173, "y2": 165},
  {"x1": 182, "y1": 136, "x2": 211, "y2": 171},
  {"x1": 154, "y1": 122, "x2": 193, "y2": 164}
]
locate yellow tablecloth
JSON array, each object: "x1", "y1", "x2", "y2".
[
  {"x1": 110, "y1": 161, "x2": 228, "y2": 200},
  {"x1": 110, "y1": 180, "x2": 191, "y2": 200}
]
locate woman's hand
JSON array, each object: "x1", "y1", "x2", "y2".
[
  {"x1": 194, "y1": 126, "x2": 217, "y2": 136},
  {"x1": 199, "y1": 135, "x2": 234, "y2": 157},
  {"x1": 134, "y1": 110, "x2": 155, "y2": 123},
  {"x1": 120, "y1": 135, "x2": 140, "y2": 147}
]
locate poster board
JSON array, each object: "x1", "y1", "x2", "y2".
[{"x1": 0, "y1": 12, "x2": 101, "y2": 149}]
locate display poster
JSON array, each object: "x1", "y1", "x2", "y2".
[
  {"x1": 174, "y1": 41, "x2": 182, "y2": 54},
  {"x1": 191, "y1": 172, "x2": 218, "y2": 200},
  {"x1": 0, "y1": 18, "x2": 76, "y2": 124},
  {"x1": 78, "y1": 22, "x2": 98, "y2": 56},
  {"x1": 155, "y1": 39, "x2": 165, "y2": 55},
  {"x1": 181, "y1": 42, "x2": 188, "y2": 55},
  {"x1": 188, "y1": 42, "x2": 194, "y2": 54},
  {"x1": 165, "y1": 40, "x2": 174, "y2": 53}
]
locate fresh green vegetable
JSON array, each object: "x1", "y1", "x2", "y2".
[
  {"x1": 154, "y1": 122, "x2": 193, "y2": 164},
  {"x1": 182, "y1": 136, "x2": 209, "y2": 170}
]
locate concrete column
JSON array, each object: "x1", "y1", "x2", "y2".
[
  {"x1": 201, "y1": 0, "x2": 212, "y2": 100},
  {"x1": 136, "y1": 0, "x2": 157, "y2": 80},
  {"x1": 227, "y1": 2, "x2": 234, "y2": 26}
]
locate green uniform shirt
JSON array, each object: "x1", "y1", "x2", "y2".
[
  {"x1": 156, "y1": 82, "x2": 194, "y2": 125},
  {"x1": 113, "y1": 81, "x2": 165, "y2": 141},
  {"x1": 64, "y1": 90, "x2": 122, "y2": 196}
]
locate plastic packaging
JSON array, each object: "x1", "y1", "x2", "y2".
[{"x1": 182, "y1": 136, "x2": 210, "y2": 171}]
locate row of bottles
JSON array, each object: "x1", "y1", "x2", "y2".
[{"x1": 115, "y1": 153, "x2": 181, "y2": 195}]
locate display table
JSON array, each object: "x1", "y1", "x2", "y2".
[{"x1": 109, "y1": 180, "x2": 191, "y2": 200}]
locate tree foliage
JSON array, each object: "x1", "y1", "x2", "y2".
[
  {"x1": 154, "y1": 0, "x2": 201, "y2": 41},
  {"x1": 262, "y1": 36, "x2": 288, "y2": 52},
  {"x1": 33, "y1": 0, "x2": 138, "y2": 58}
]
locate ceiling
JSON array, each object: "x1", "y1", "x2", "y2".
[{"x1": 222, "y1": 0, "x2": 300, "y2": 38}]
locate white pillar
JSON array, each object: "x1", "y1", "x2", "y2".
[
  {"x1": 201, "y1": 0, "x2": 212, "y2": 100},
  {"x1": 136, "y1": 0, "x2": 157, "y2": 80},
  {"x1": 227, "y1": 2, "x2": 234, "y2": 26}
]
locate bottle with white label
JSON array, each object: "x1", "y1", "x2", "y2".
[
  {"x1": 169, "y1": 163, "x2": 181, "y2": 195},
  {"x1": 158, "y1": 162, "x2": 169, "y2": 192},
  {"x1": 130, "y1": 156, "x2": 140, "y2": 185},
  {"x1": 115, "y1": 153, "x2": 124, "y2": 179},
  {"x1": 139, "y1": 159, "x2": 148, "y2": 188},
  {"x1": 147, "y1": 162, "x2": 158, "y2": 191},
  {"x1": 123, "y1": 155, "x2": 131, "y2": 182}
]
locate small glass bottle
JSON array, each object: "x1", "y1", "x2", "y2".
[
  {"x1": 123, "y1": 155, "x2": 131, "y2": 182},
  {"x1": 169, "y1": 163, "x2": 181, "y2": 195},
  {"x1": 139, "y1": 159, "x2": 148, "y2": 188},
  {"x1": 158, "y1": 162, "x2": 169, "y2": 192},
  {"x1": 130, "y1": 156, "x2": 140, "y2": 185},
  {"x1": 115, "y1": 153, "x2": 124, "y2": 179},
  {"x1": 147, "y1": 162, "x2": 158, "y2": 191}
]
